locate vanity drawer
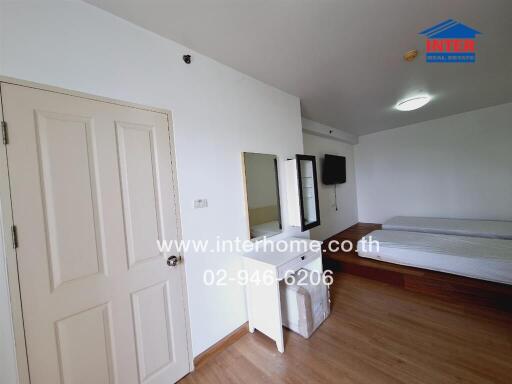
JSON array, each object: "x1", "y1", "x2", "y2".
[{"x1": 277, "y1": 251, "x2": 318, "y2": 279}]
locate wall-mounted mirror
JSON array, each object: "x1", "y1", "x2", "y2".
[{"x1": 242, "y1": 152, "x2": 282, "y2": 240}]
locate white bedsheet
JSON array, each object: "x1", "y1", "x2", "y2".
[
  {"x1": 357, "y1": 230, "x2": 512, "y2": 285},
  {"x1": 383, "y1": 216, "x2": 512, "y2": 239},
  {"x1": 250, "y1": 220, "x2": 281, "y2": 238}
]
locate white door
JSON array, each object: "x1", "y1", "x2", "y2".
[{"x1": 1, "y1": 83, "x2": 191, "y2": 384}]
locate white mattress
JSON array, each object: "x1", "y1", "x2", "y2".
[
  {"x1": 357, "y1": 230, "x2": 512, "y2": 285},
  {"x1": 383, "y1": 216, "x2": 512, "y2": 240}
]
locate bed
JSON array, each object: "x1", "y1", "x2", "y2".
[
  {"x1": 357, "y1": 230, "x2": 512, "y2": 285},
  {"x1": 382, "y1": 216, "x2": 512, "y2": 240},
  {"x1": 250, "y1": 220, "x2": 281, "y2": 238}
]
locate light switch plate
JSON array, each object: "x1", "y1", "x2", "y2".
[{"x1": 194, "y1": 199, "x2": 208, "y2": 209}]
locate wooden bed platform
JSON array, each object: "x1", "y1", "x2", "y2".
[{"x1": 323, "y1": 223, "x2": 512, "y2": 312}]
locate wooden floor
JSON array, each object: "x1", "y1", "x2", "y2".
[{"x1": 180, "y1": 273, "x2": 512, "y2": 383}]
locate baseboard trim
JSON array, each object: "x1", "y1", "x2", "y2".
[{"x1": 193, "y1": 322, "x2": 249, "y2": 369}]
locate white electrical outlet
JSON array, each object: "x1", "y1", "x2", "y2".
[{"x1": 194, "y1": 199, "x2": 208, "y2": 209}]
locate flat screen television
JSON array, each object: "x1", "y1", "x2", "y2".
[{"x1": 322, "y1": 154, "x2": 346, "y2": 185}]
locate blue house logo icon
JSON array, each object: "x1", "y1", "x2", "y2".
[{"x1": 420, "y1": 20, "x2": 481, "y2": 63}]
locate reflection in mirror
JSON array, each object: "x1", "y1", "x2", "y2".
[{"x1": 243, "y1": 152, "x2": 282, "y2": 240}]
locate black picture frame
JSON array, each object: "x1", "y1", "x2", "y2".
[{"x1": 295, "y1": 154, "x2": 321, "y2": 231}]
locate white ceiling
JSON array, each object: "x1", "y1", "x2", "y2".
[{"x1": 84, "y1": 0, "x2": 512, "y2": 135}]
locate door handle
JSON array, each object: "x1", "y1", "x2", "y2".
[{"x1": 167, "y1": 255, "x2": 181, "y2": 267}]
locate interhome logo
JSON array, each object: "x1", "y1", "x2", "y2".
[{"x1": 420, "y1": 19, "x2": 481, "y2": 63}]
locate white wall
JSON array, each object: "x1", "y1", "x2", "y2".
[
  {"x1": 302, "y1": 118, "x2": 358, "y2": 145},
  {"x1": 0, "y1": 0, "x2": 304, "y2": 359},
  {"x1": 302, "y1": 121, "x2": 359, "y2": 240},
  {"x1": 355, "y1": 102, "x2": 512, "y2": 223}
]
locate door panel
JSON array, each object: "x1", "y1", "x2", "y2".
[
  {"x1": 1, "y1": 83, "x2": 190, "y2": 384},
  {"x1": 35, "y1": 111, "x2": 106, "y2": 289},
  {"x1": 131, "y1": 281, "x2": 175, "y2": 384},
  {"x1": 116, "y1": 122, "x2": 163, "y2": 268},
  {"x1": 55, "y1": 303, "x2": 116, "y2": 384}
]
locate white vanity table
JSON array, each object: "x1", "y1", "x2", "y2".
[{"x1": 243, "y1": 237, "x2": 323, "y2": 352}]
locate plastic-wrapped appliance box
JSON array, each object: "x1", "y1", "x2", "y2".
[{"x1": 280, "y1": 268, "x2": 331, "y2": 338}]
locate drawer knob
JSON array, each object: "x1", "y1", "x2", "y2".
[{"x1": 301, "y1": 255, "x2": 305, "y2": 260}]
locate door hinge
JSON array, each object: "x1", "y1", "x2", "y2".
[
  {"x1": 11, "y1": 225, "x2": 18, "y2": 249},
  {"x1": 1, "y1": 121, "x2": 8, "y2": 145}
]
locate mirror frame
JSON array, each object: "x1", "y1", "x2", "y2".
[{"x1": 296, "y1": 154, "x2": 321, "y2": 231}]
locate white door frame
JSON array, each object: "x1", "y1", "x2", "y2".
[{"x1": 0, "y1": 76, "x2": 194, "y2": 384}]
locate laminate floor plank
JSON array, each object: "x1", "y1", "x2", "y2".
[{"x1": 180, "y1": 273, "x2": 512, "y2": 384}]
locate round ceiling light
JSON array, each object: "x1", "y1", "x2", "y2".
[{"x1": 395, "y1": 95, "x2": 432, "y2": 111}]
